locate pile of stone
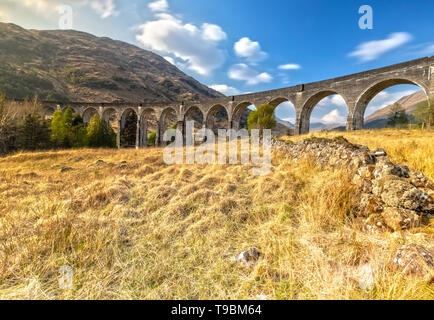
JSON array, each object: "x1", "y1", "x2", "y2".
[{"x1": 272, "y1": 137, "x2": 434, "y2": 232}]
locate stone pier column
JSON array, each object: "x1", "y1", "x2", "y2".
[
  {"x1": 135, "y1": 118, "x2": 141, "y2": 149},
  {"x1": 156, "y1": 121, "x2": 161, "y2": 147},
  {"x1": 294, "y1": 115, "x2": 302, "y2": 135},
  {"x1": 143, "y1": 120, "x2": 148, "y2": 148},
  {"x1": 116, "y1": 119, "x2": 121, "y2": 149},
  {"x1": 346, "y1": 101, "x2": 362, "y2": 131},
  {"x1": 177, "y1": 120, "x2": 185, "y2": 145}
]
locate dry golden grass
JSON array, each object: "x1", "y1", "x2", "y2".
[{"x1": 0, "y1": 129, "x2": 433, "y2": 300}]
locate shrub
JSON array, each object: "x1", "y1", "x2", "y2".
[{"x1": 247, "y1": 104, "x2": 277, "y2": 134}]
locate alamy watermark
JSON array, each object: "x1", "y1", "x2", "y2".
[
  {"x1": 58, "y1": 265, "x2": 73, "y2": 289},
  {"x1": 359, "y1": 5, "x2": 373, "y2": 30},
  {"x1": 58, "y1": 4, "x2": 73, "y2": 30},
  {"x1": 163, "y1": 121, "x2": 271, "y2": 176}
]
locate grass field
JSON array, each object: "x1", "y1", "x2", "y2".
[{"x1": 0, "y1": 129, "x2": 433, "y2": 299}]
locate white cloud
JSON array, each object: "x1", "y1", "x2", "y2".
[
  {"x1": 90, "y1": 0, "x2": 117, "y2": 19},
  {"x1": 318, "y1": 95, "x2": 347, "y2": 107},
  {"x1": 136, "y1": 14, "x2": 227, "y2": 75},
  {"x1": 209, "y1": 84, "x2": 240, "y2": 96},
  {"x1": 228, "y1": 64, "x2": 273, "y2": 85},
  {"x1": 163, "y1": 56, "x2": 175, "y2": 65},
  {"x1": 234, "y1": 37, "x2": 267, "y2": 63},
  {"x1": 148, "y1": 0, "x2": 168, "y2": 13},
  {"x1": 349, "y1": 32, "x2": 412, "y2": 62},
  {"x1": 202, "y1": 23, "x2": 226, "y2": 41},
  {"x1": 366, "y1": 89, "x2": 418, "y2": 115},
  {"x1": 17, "y1": 0, "x2": 118, "y2": 19},
  {"x1": 321, "y1": 109, "x2": 346, "y2": 124},
  {"x1": 278, "y1": 64, "x2": 301, "y2": 70}
]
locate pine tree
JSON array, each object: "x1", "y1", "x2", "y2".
[
  {"x1": 50, "y1": 110, "x2": 64, "y2": 147},
  {"x1": 87, "y1": 114, "x2": 116, "y2": 148},
  {"x1": 19, "y1": 114, "x2": 50, "y2": 150}
]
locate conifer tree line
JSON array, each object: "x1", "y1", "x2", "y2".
[{"x1": 0, "y1": 95, "x2": 116, "y2": 154}]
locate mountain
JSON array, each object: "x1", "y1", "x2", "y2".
[
  {"x1": 0, "y1": 23, "x2": 223, "y2": 102},
  {"x1": 364, "y1": 90, "x2": 426, "y2": 128}
]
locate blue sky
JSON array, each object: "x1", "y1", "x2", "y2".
[{"x1": 1, "y1": 0, "x2": 433, "y2": 125}]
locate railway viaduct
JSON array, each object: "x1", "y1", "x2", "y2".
[{"x1": 9, "y1": 56, "x2": 434, "y2": 148}]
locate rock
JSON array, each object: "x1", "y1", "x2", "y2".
[
  {"x1": 377, "y1": 179, "x2": 429, "y2": 211},
  {"x1": 118, "y1": 162, "x2": 128, "y2": 169},
  {"x1": 359, "y1": 193, "x2": 383, "y2": 217},
  {"x1": 89, "y1": 160, "x2": 105, "y2": 167},
  {"x1": 74, "y1": 157, "x2": 84, "y2": 162},
  {"x1": 374, "y1": 160, "x2": 410, "y2": 179},
  {"x1": 235, "y1": 247, "x2": 261, "y2": 268},
  {"x1": 381, "y1": 207, "x2": 421, "y2": 231},
  {"x1": 363, "y1": 213, "x2": 387, "y2": 232},
  {"x1": 371, "y1": 148, "x2": 387, "y2": 157},
  {"x1": 410, "y1": 171, "x2": 432, "y2": 188},
  {"x1": 393, "y1": 244, "x2": 434, "y2": 281},
  {"x1": 357, "y1": 165, "x2": 375, "y2": 179},
  {"x1": 60, "y1": 167, "x2": 73, "y2": 173}
]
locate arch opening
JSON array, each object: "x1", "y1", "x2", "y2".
[
  {"x1": 206, "y1": 105, "x2": 229, "y2": 134},
  {"x1": 354, "y1": 79, "x2": 429, "y2": 130},
  {"x1": 232, "y1": 102, "x2": 256, "y2": 131},
  {"x1": 159, "y1": 107, "x2": 178, "y2": 145},
  {"x1": 102, "y1": 108, "x2": 119, "y2": 136},
  {"x1": 140, "y1": 108, "x2": 158, "y2": 147},
  {"x1": 43, "y1": 106, "x2": 55, "y2": 120},
  {"x1": 301, "y1": 91, "x2": 349, "y2": 134},
  {"x1": 184, "y1": 106, "x2": 204, "y2": 140},
  {"x1": 82, "y1": 107, "x2": 98, "y2": 125},
  {"x1": 273, "y1": 99, "x2": 296, "y2": 136},
  {"x1": 120, "y1": 109, "x2": 138, "y2": 148}
]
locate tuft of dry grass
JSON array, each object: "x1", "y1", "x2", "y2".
[{"x1": 0, "y1": 130, "x2": 433, "y2": 300}]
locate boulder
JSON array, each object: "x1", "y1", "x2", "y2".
[
  {"x1": 235, "y1": 247, "x2": 261, "y2": 268},
  {"x1": 376, "y1": 179, "x2": 429, "y2": 211},
  {"x1": 381, "y1": 207, "x2": 421, "y2": 231},
  {"x1": 393, "y1": 244, "x2": 434, "y2": 281},
  {"x1": 60, "y1": 167, "x2": 73, "y2": 173}
]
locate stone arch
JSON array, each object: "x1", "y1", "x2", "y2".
[
  {"x1": 184, "y1": 106, "x2": 204, "y2": 127},
  {"x1": 205, "y1": 104, "x2": 229, "y2": 133},
  {"x1": 268, "y1": 97, "x2": 291, "y2": 108},
  {"x1": 140, "y1": 108, "x2": 158, "y2": 147},
  {"x1": 351, "y1": 78, "x2": 429, "y2": 130},
  {"x1": 82, "y1": 107, "x2": 99, "y2": 124},
  {"x1": 232, "y1": 102, "x2": 255, "y2": 130},
  {"x1": 299, "y1": 91, "x2": 350, "y2": 134},
  {"x1": 120, "y1": 108, "x2": 138, "y2": 148},
  {"x1": 42, "y1": 106, "x2": 56, "y2": 120},
  {"x1": 61, "y1": 106, "x2": 76, "y2": 114},
  {"x1": 159, "y1": 107, "x2": 178, "y2": 145},
  {"x1": 270, "y1": 97, "x2": 297, "y2": 136},
  {"x1": 102, "y1": 107, "x2": 119, "y2": 135}
]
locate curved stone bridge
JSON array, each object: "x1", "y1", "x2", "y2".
[{"x1": 10, "y1": 56, "x2": 434, "y2": 148}]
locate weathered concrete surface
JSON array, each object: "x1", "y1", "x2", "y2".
[{"x1": 9, "y1": 56, "x2": 434, "y2": 147}]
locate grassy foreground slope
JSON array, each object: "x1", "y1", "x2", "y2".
[{"x1": 0, "y1": 129, "x2": 433, "y2": 299}]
